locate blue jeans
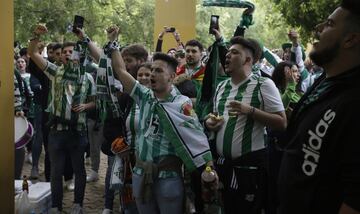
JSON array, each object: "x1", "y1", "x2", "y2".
[
  {"x1": 132, "y1": 173, "x2": 184, "y2": 214},
  {"x1": 48, "y1": 130, "x2": 88, "y2": 211}
]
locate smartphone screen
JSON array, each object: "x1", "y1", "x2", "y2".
[
  {"x1": 73, "y1": 15, "x2": 84, "y2": 33},
  {"x1": 209, "y1": 15, "x2": 219, "y2": 34},
  {"x1": 166, "y1": 27, "x2": 176, "y2": 33}
]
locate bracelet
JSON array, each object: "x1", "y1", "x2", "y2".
[
  {"x1": 216, "y1": 36, "x2": 224, "y2": 43},
  {"x1": 82, "y1": 36, "x2": 91, "y2": 44},
  {"x1": 249, "y1": 107, "x2": 255, "y2": 116},
  {"x1": 103, "y1": 40, "x2": 120, "y2": 57},
  {"x1": 250, "y1": 107, "x2": 255, "y2": 116}
]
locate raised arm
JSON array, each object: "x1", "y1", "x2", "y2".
[
  {"x1": 28, "y1": 24, "x2": 48, "y2": 71},
  {"x1": 75, "y1": 27, "x2": 102, "y2": 63},
  {"x1": 155, "y1": 28, "x2": 166, "y2": 52},
  {"x1": 289, "y1": 30, "x2": 305, "y2": 72},
  {"x1": 107, "y1": 26, "x2": 136, "y2": 94},
  {"x1": 173, "y1": 30, "x2": 184, "y2": 50},
  {"x1": 233, "y1": 5, "x2": 255, "y2": 37}
]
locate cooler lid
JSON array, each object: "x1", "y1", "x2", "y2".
[{"x1": 28, "y1": 182, "x2": 51, "y2": 202}]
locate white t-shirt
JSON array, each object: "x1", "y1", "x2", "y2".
[{"x1": 213, "y1": 73, "x2": 284, "y2": 159}]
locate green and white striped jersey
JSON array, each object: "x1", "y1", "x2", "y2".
[
  {"x1": 126, "y1": 102, "x2": 139, "y2": 148},
  {"x1": 213, "y1": 73, "x2": 284, "y2": 159},
  {"x1": 130, "y1": 82, "x2": 187, "y2": 177},
  {"x1": 44, "y1": 61, "x2": 96, "y2": 131},
  {"x1": 130, "y1": 81, "x2": 179, "y2": 162}
]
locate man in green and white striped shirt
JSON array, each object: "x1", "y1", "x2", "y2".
[
  {"x1": 28, "y1": 24, "x2": 95, "y2": 213},
  {"x1": 205, "y1": 36, "x2": 286, "y2": 214},
  {"x1": 108, "y1": 26, "x2": 215, "y2": 214}
]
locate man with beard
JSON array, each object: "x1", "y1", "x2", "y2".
[
  {"x1": 121, "y1": 44, "x2": 148, "y2": 77},
  {"x1": 174, "y1": 39, "x2": 205, "y2": 102},
  {"x1": 278, "y1": 0, "x2": 360, "y2": 213},
  {"x1": 205, "y1": 36, "x2": 287, "y2": 214}
]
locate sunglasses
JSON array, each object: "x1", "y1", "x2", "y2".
[{"x1": 175, "y1": 52, "x2": 185, "y2": 59}]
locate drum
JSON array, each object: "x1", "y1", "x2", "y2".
[{"x1": 14, "y1": 116, "x2": 33, "y2": 149}]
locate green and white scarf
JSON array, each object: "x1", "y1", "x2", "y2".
[
  {"x1": 203, "y1": 0, "x2": 255, "y2": 9},
  {"x1": 155, "y1": 96, "x2": 213, "y2": 172},
  {"x1": 96, "y1": 52, "x2": 122, "y2": 122}
]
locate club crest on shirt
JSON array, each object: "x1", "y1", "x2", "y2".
[{"x1": 181, "y1": 102, "x2": 195, "y2": 117}]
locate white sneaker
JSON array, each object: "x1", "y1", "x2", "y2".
[
  {"x1": 66, "y1": 179, "x2": 75, "y2": 191},
  {"x1": 26, "y1": 152, "x2": 33, "y2": 164},
  {"x1": 86, "y1": 170, "x2": 99, "y2": 182},
  {"x1": 70, "y1": 203, "x2": 83, "y2": 214},
  {"x1": 102, "y1": 208, "x2": 113, "y2": 214}
]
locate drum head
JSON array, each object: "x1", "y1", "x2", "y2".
[{"x1": 14, "y1": 116, "x2": 28, "y2": 143}]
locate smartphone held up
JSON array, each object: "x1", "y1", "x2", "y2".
[
  {"x1": 165, "y1": 27, "x2": 176, "y2": 33},
  {"x1": 72, "y1": 15, "x2": 84, "y2": 34},
  {"x1": 209, "y1": 15, "x2": 219, "y2": 35}
]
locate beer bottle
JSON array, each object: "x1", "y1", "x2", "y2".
[
  {"x1": 22, "y1": 175, "x2": 29, "y2": 193},
  {"x1": 201, "y1": 166, "x2": 217, "y2": 203}
]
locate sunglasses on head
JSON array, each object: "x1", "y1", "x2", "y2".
[{"x1": 175, "y1": 51, "x2": 185, "y2": 58}]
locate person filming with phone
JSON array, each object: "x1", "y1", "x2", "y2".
[{"x1": 28, "y1": 19, "x2": 96, "y2": 213}]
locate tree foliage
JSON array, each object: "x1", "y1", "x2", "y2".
[
  {"x1": 14, "y1": 0, "x2": 155, "y2": 49},
  {"x1": 196, "y1": 0, "x2": 291, "y2": 49},
  {"x1": 15, "y1": 0, "x2": 291, "y2": 50},
  {"x1": 270, "y1": 0, "x2": 340, "y2": 43}
]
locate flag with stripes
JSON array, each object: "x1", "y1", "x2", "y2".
[{"x1": 156, "y1": 96, "x2": 213, "y2": 172}]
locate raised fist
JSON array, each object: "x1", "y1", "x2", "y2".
[
  {"x1": 33, "y1": 24, "x2": 48, "y2": 36},
  {"x1": 106, "y1": 25, "x2": 120, "y2": 42}
]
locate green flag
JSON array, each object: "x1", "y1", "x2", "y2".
[
  {"x1": 203, "y1": 0, "x2": 255, "y2": 9},
  {"x1": 195, "y1": 40, "x2": 229, "y2": 121}
]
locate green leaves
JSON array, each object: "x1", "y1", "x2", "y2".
[
  {"x1": 15, "y1": 0, "x2": 301, "y2": 51},
  {"x1": 197, "y1": 0, "x2": 290, "y2": 49},
  {"x1": 14, "y1": 0, "x2": 154, "y2": 48},
  {"x1": 269, "y1": 0, "x2": 341, "y2": 43}
]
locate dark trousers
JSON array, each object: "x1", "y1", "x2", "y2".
[
  {"x1": 48, "y1": 130, "x2": 87, "y2": 211},
  {"x1": 15, "y1": 147, "x2": 25, "y2": 179},
  {"x1": 267, "y1": 140, "x2": 283, "y2": 214},
  {"x1": 31, "y1": 105, "x2": 43, "y2": 169},
  {"x1": 221, "y1": 168, "x2": 267, "y2": 214},
  {"x1": 42, "y1": 112, "x2": 51, "y2": 182},
  {"x1": 216, "y1": 149, "x2": 268, "y2": 214},
  {"x1": 190, "y1": 167, "x2": 205, "y2": 213},
  {"x1": 64, "y1": 153, "x2": 74, "y2": 181}
]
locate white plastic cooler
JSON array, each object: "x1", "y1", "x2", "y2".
[{"x1": 15, "y1": 181, "x2": 52, "y2": 214}]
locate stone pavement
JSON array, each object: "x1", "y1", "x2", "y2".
[{"x1": 21, "y1": 150, "x2": 122, "y2": 214}]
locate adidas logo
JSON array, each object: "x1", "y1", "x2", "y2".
[{"x1": 302, "y1": 109, "x2": 336, "y2": 176}]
